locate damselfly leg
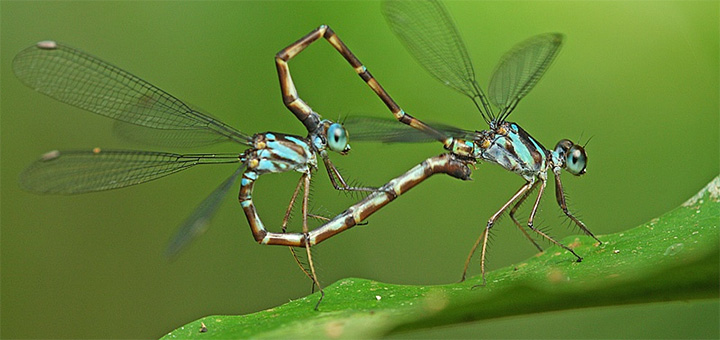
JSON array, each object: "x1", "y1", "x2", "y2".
[
  {"x1": 281, "y1": 174, "x2": 314, "y2": 284},
  {"x1": 553, "y1": 169, "x2": 598, "y2": 239},
  {"x1": 299, "y1": 173, "x2": 325, "y2": 309},
  {"x1": 462, "y1": 177, "x2": 584, "y2": 284},
  {"x1": 272, "y1": 22, "x2": 580, "y2": 284},
  {"x1": 383, "y1": 0, "x2": 603, "y2": 284},
  {"x1": 341, "y1": 0, "x2": 603, "y2": 284},
  {"x1": 13, "y1": 39, "x2": 390, "y2": 309},
  {"x1": 242, "y1": 152, "x2": 473, "y2": 308},
  {"x1": 508, "y1": 182, "x2": 545, "y2": 253},
  {"x1": 274, "y1": 27, "x2": 409, "y2": 300}
]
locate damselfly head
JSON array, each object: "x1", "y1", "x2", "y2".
[
  {"x1": 325, "y1": 122, "x2": 350, "y2": 155},
  {"x1": 554, "y1": 139, "x2": 587, "y2": 176}
]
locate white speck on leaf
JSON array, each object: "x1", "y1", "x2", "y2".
[{"x1": 663, "y1": 243, "x2": 684, "y2": 256}]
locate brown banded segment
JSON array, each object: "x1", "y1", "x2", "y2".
[
  {"x1": 275, "y1": 27, "x2": 327, "y2": 132},
  {"x1": 262, "y1": 233, "x2": 307, "y2": 247},
  {"x1": 236, "y1": 154, "x2": 473, "y2": 248},
  {"x1": 324, "y1": 27, "x2": 364, "y2": 69},
  {"x1": 244, "y1": 204, "x2": 267, "y2": 243},
  {"x1": 308, "y1": 154, "x2": 472, "y2": 245},
  {"x1": 240, "y1": 200, "x2": 267, "y2": 243},
  {"x1": 281, "y1": 25, "x2": 455, "y2": 149},
  {"x1": 358, "y1": 70, "x2": 374, "y2": 82},
  {"x1": 279, "y1": 26, "x2": 325, "y2": 59},
  {"x1": 239, "y1": 172, "x2": 306, "y2": 247},
  {"x1": 238, "y1": 177, "x2": 267, "y2": 243},
  {"x1": 275, "y1": 62, "x2": 317, "y2": 130},
  {"x1": 365, "y1": 78, "x2": 402, "y2": 114}
]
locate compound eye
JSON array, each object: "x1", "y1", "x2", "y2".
[
  {"x1": 327, "y1": 123, "x2": 349, "y2": 153},
  {"x1": 565, "y1": 145, "x2": 587, "y2": 176}
]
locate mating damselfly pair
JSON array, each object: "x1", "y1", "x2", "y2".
[{"x1": 14, "y1": 0, "x2": 599, "y2": 309}]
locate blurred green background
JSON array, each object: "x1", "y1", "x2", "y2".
[{"x1": 1, "y1": 1, "x2": 718, "y2": 339}]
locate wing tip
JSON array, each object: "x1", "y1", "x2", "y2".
[
  {"x1": 40, "y1": 150, "x2": 61, "y2": 161},
  {"x1": 36, "y1": 40, "x2": 58, "y2": 50}
]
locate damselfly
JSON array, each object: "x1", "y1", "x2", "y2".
[
  {"x1": 13, "y1": 38, "x2": 385, "y2": 308},
  {"x1": 336, "y1": 0, "x2": 601, "y2": 283}
]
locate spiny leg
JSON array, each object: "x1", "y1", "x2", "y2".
[
  {"x1": 281, "y1": 174, "x2": 314, "y2": 283},
  {"x1": 526, "y1": 177, "x2": 583, "y2": 261},
  {"x1": 553, "y1": 171, "x2": 601, "y2": 244},
  {"x1": 508, "y1": 181, "x2": 544, "y2": 252},
  {"x1": 307, "y1": 213, "x2": 331, "y2": 222},
  {"x1": 322, "y1": 156, "x2": 388, "y2": 194},
  {"x1": 276, "y1": 25, "x2": 452, "y2": 147},
  {"x1": 240, "y1": 155, "x2": 471, "y2": 308},
  {"x1": 461, "y1": 227, "x2": 485, "y2": 283},
  {"x1": 281, "y1": 175, "x2": 305, "y2": 233},
  {"x1": 300, "y1": 173, "x2": 324, "y2": 310},
  {"x1": 462, "y1": 181, "x2": 535, "y2": 283}
]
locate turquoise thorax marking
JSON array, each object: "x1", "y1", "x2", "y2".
[
  {"x1": 475, "y1": 122, "x2": 548, "y2": 180},
  {"x1": 250, "y1": 132, "x2": 316, "y2": 175}
]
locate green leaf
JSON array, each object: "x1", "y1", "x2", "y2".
[{"x1": 162, "y1": 176, "x2": 719, "y2": 339}]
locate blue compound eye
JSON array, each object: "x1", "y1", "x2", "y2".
[
  {"x1": 565, "y1": 145, "x2": 587, "y2": 176},
  {"x1": 327, "y1": 123, "x2": 349, "y2": 153}
]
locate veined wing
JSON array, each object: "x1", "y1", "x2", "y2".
[
  {"x1": 20, "y1": 149, "x2": 241, "y2": 194},
  {"x1": 345, "y1": 116, "x2": 475, "y2": 143},
  {"x1": 488, "y1": 33, "x2": 563, "y2": 123},
  {"x1": 111, "y1": 121, "x2": 239, "y2": 148},
  {"x1": 382, "y1": 0, "x2": 494, "y2": 124},
  {"x1": 13, "y1": 41, "x2": 253, "y2": 146},
  {"x1": 165, "y1": 166, "x2": 245, "y2": 258}
]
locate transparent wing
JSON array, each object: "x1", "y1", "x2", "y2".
[
  {"x1": 13, "y1": 41, "x2": 253, "y2": 146},
  {"x1": 382, "y1": 0, "x2": 494, "y2": 123},
  {"x1": 20, "y1": 149, "x2": 241, "y2": 194},
  {"x1": 112, "y1": 121, "x2": 234, "y2": 148},
  {"x1": 488, "y1": 33, "x2": 563, "y2": 122},
  {"x1": 165, "y1": 166, "x2": 245, "y2": 258},
  {"x1": 345, "y1": 116, "x2": 475, "y2": 143}
]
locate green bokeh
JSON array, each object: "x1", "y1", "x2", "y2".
[{"x1": 1, "y1": 1, "x2": 717, "y2": 339}]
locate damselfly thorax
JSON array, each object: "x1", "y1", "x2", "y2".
[
  {"x1": 15, "y1": 27, "x2": 480, "y2": 310},
  {"x1": 297, "y1": 0, "x2": 602, "y2": 285},
  {"x1": 243, "y1": 132, "x2": 318, "y2": 175},
  {"x1": 446, "y1": 121, "x2": 587, "y2": 182},
  {"x1": 14, "y1": 37, "x2": 385, "y2": 310}
]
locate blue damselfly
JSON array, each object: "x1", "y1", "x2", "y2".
[
  {"x1": 14, "y1": 33, "x2": 477, "y2": 309},
  {"x1": 13, "y1": 38, "x2": 389, "y2": 308},
  {"x1": 332, "y1": 0, "x2": 600, "y2": 283}
]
